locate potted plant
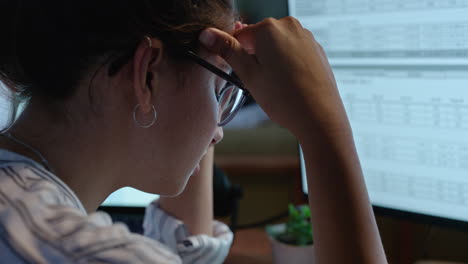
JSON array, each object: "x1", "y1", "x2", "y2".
[{"x1": 266, "y1": 204, "x2": 315, "y2": 264}]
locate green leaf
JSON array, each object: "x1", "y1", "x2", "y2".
[{"x1": 281, "y1": 204, "x2": 314, "y2": 246}]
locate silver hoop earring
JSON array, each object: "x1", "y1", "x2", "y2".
[
  {"x1": 145, "y1": 36, "x2": 152, "y2": 48},
  {"x1": 133, "y1": 104, "x2": 157, "y2": 128}
]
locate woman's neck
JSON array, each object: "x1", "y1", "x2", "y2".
[{"x1": 2, "y1": 99, "x2": 122, "y2": 213}]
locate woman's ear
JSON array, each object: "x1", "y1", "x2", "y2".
[{"x1": 132, "y1": 37, "x2": 164, "y2": 113}]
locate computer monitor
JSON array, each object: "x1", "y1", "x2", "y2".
[
  {"x1": 0, "y1": 85, "x2": 12, "y2": 128},
  {"x1": 291, "y1": 0, "x2": 468, "y2": 226}
]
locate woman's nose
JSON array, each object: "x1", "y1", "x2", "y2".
[{"x1": 212, "y1": 127, "x2": 224, "y2": 145}]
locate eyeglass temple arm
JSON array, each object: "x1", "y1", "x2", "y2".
[{"x1": 183, "y1": 50, "x2": 249, "y2": 94}]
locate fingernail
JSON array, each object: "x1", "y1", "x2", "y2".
[{"x1": 199, "y1": 29, "x2": 216, "y2": 47}]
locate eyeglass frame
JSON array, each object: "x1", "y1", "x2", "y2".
[
  {"x1": 182, "y1": 49, "x2": 251, "y2": 127},
  {"x1": 108, "y1": 45, "x2": 250, "y2": 126}
]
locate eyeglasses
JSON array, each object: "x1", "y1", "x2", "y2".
[{"x1": 182, "y1": 50, "x2": 250, "y2": 127}]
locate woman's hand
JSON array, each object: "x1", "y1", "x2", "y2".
[
  {"x1": 199, "y1": 17, "x2": 348, "y2": 141},
  {"x1": 200, "y1": 18, "x2": 388, "y2": 263}
]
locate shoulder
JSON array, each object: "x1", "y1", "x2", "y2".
[
  {"x1": 0, "y1": 162, "x2": 181, "y2": 263},
  {"x1": 0, "y1": 162, "x2": 81, "y2": 209}
]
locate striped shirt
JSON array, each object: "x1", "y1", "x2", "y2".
[{"x1": 0, "y1": 149, "x2": 233, "y2": 263}]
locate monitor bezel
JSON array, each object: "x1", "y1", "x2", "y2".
[{"x1": 373, "y1": 205, "x2": 468, "y2": 230}]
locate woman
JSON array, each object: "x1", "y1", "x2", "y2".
[{"x1": 0, "y1": 0, "x2": 387, "y2": 263}]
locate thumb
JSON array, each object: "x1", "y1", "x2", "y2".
[{"x1": 199, "y1": 28, "x2": 258, "y2": 83}]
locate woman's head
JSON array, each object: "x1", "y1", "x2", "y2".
[
  {"x1": 0, "y1": 0, "x2": 237, "y2": 196},
  {"x1": 0, "y1": 0, "x2": 237, "y2": 98}
]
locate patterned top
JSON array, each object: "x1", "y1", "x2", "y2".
[{"x1": 0, "y1": 149, "x2": 233, "y2": 264}]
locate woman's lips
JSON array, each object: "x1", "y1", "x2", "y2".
[{"x1": 192, "y1": 148, "x2": 208, "y2": 176}]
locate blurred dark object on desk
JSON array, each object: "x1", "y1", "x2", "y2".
[{"x1": 213, "y1": 164, "x2": 244, "y2": 232}]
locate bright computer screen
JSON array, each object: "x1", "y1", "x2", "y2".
[
  {"x1": 102, "y1": 187, "x2": 159, "y2": 207},
  {"x1": 291, "y1": 0, "x2": 468, "y2": 222}
]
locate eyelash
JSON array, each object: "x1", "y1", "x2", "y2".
[
  {"x1": 215, "y1": 82, "x2": 231, "y2": 101},
  {"x1": 216, "y1": 80, "x2": 227, "y2": 94}
]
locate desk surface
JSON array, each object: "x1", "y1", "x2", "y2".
[{"x1": 225, "y1": 228, "x2": 273, "y2": 264}]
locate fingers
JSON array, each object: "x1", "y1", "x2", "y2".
[
  {"x1": 199, "y1": 28, "x2": 259, "y2": 84},
  {"x1": 234, "y1": 21, "x2": 242, "y2": 31},
  {"x1": 233, "y1": 25, "x2": 257, "y2": 54},
  {"x1": 234, "y1": 21, "x2": 249, "y2": 30}
]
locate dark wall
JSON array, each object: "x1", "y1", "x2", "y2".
[{"x1": 236, "y1": 0, "x2": 289, "y2": 23}]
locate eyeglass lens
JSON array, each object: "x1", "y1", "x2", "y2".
[{"x1": 218, "y1": 83, "x2": 246, "y2": 125}]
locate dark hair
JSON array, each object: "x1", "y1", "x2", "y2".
[{"x1": 0, "y1": 0, "x2": 237, "y2": 101}]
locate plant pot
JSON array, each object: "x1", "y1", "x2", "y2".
[{"x1": 266, "y1": 223, "x2": 315, "y2": 264}]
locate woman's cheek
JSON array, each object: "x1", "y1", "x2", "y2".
[{"x1": 206, "y1": 82, "x2": 220, "y2": 122}]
